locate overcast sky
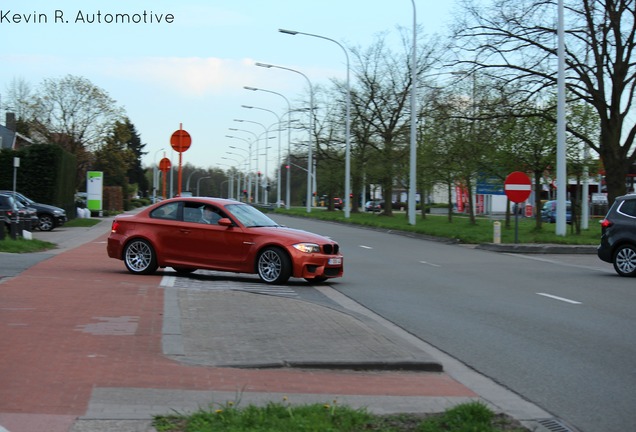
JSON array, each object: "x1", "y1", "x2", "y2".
[{"x1": 0, "y1": 0, "x2": 458, "y2": 177}]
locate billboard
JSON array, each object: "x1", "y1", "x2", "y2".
[{"x1": 87, "y1": 171, "x2": 103, "y2": 213}]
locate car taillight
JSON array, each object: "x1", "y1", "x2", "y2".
[
  {"x1": 111, "y1": 220, "x2": 120, "y2": 232},
  {"x1": 600, "y1": 219, "x2": 613, "y2": 228}
]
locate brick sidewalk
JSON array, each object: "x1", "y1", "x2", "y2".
[{"x1": 0, "y1": 233, "x2": 476, "y2": 432}]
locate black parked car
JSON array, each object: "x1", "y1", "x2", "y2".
[
  {"x1": 598, "y1": 194, "x2": 636, "y2": 276},
  {"x1": 0, "y1": 193, "x2": 39, "y2": 231},
  {"x1": 0, "y1": 191, "x2": 67, "y2": 231}
]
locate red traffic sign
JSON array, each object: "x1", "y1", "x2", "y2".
[
  {"x1": 504, "y1": 171, "x2": 532, "y2": 203},
  {"x1": 159, "y1": 157, "x2": 171, "y2": 172},
  {"x1": 170, "y1": 129, "x2": 192, "y2": 152}
]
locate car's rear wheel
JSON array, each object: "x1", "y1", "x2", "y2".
[
  {"x1": 38, "y1": 214, "x2": 54, "y2": 231},
  {"x1": 257, "y1": 247, "x2": 291, "y2": 284},
  {"x1": 123, "y1": 239, "x2": 158, "y2": 275},
  {"x1": 613, "y1": 244, "x2": 636, "y2": 277}
]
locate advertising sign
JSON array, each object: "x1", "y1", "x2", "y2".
[{"x1": 87, "y1": 171, "x2": 103, "y2": 213}]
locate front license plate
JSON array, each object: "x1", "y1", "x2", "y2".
[{"x1": 328, "y1": 257, "x2": 342, "y2": 265}]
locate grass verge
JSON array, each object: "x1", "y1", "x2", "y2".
[
  {"x1": 153, "y1": 400, "x2": 529, "y2": 432},
  {"x1": 274, "y1": 207, "x2": 601, "y2": 245}
]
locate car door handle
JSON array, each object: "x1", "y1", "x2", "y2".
[{"x1": 179, "y1": 229, "x2": 191, "y2": 234}]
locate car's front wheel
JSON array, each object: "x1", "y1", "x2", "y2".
[
  {"x1": 38, "y1": 214, "x2": 55, "y2": 231},
  {"x1": 123, "y1": 239, "x2": 158, "y2": 275},
  {"x1": 257, "y1": 247, "x2": 291, "y2": 284},
  {"x1": 613, "y1": 244, "x2": 636, "y2": 277}
]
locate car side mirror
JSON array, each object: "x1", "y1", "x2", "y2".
[{"x1": 218, "y1": 217, "x2": 233, "y2": 227}]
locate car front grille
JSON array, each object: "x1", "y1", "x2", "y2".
[{"x1": 322, "y1": 243, "x2": 339, "y2": 254}]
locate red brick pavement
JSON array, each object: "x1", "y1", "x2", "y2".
[{"x1": 0, "y1": 233, "x2": 475, "y2": 429}]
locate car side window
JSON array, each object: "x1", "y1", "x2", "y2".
[
  {"x1": 183, "y1": 202, "x2": 227, "y2": 225},
  {"x1": 618, "y1": 199, "x2": 636, "y2": 217},
  {"x1": 151, "y1": 202, "x2": 179, "y2": 221}
]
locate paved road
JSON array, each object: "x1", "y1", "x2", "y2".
[{"x1": 269, "y1": 214, "x2": 633, "y2": 432}]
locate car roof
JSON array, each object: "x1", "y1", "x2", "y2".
[{"x1": 155, "y1": 197, "x2": 242, "y2": 206}]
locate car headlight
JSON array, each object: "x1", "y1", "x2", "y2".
[{"x1": 293, "y1": 243, "x2": 321, "y2": 254}]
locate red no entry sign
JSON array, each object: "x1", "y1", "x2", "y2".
[
  {"x1": 170, "y1": 129, "x2": 192, "y2": 153},
  {"x1": 504, "y1": 171, "x2": 532, "y2": 203}
]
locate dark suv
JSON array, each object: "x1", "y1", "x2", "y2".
[
  {"x1": 0, "y1": 191, "x2": 67, "y2": 231},
  {"x1": 598, "y1": 194, "x2": 636, "y2": 276}
]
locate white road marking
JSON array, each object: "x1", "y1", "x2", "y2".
[
  {"x1": 359, "y1": 245, "x2": 373, "y2": 249},
  {"x1": 537, "y1": 293, "x2": 582, "y2": 304},
  {"x1": 420, "y1": 261, "x2": 441, "y2": 267}
]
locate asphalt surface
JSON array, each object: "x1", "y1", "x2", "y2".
[{"x1": 0, "y1": 216, "x2": 583, "y2": 432}]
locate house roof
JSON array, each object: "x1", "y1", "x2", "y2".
[
  {"x1": 0, "y1": 124, "x2": 15, "y2": 149},
  {"x1": 0, "y1": 125, "x2": 34, "y2": 149}
]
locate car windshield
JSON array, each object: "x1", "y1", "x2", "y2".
[{"x1": 226, "y1": 204, "x2": 280, "y2": 228}]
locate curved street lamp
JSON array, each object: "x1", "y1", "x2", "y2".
[
  {"x1": 279, "y1": 28, "x2": 351, "y2": 217},
  {"x1": 196, "y1": 176, "x2": 211, "y2": 197},
  {"x1": 244, "y1": 86, "x2": 292, "y2": 209},
  {"x1": 242, "y1": 104, "x2": 282, "y2": 206},
  {"x1": 256, "y1": 61, "x2": 314, "y2": 213},
  {"x1": 234, "y1": 118, "x2": 269, "y2": 204},
  {"x1": 226, "y1": 134, "x2": 254, "y2": 202}
]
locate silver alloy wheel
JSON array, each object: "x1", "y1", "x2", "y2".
[
  {"x1": 257, "y1": 247, "x2": 291, "y2": 284},
  {"x1": 614, "y1": 245, "x2": 636, "y2": 277},
  {"x1": 258, "y1": 249, "x2": 282, "y2": 283},
  {"x1": 124, "y1": 239, "x2": 156, "y2": 274}
]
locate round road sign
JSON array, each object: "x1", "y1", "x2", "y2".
[
  {"x1": 504, "y1": 171, "x2": 532, "y2": 203},
  {"x1": 170, "y1": 129, "x2": 192, "y2": 152},
  {"x1": 159, "y1": 157, "x2": 171, "y2": 172}
]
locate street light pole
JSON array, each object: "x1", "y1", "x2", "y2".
[
  {"x1": 279, "y1": 28, "x2": 352, "y2": 217},
  {"x1": 196, "y1": 176, "x2": 211, "y2": 196},
  {"x1": 408, "y1": 0, "x2": 418, "y2": 225},
  {"x1": 256, "y1": 62, "x2": 314, "y2": 213},
  {"x1": 244, "y1": 86, "x2": 292, "y2": 209},
  {"x1": 242, "y1": 105, "x2": 281, "y2": 206},
  {"x1": 153, "y1": 148, "x2": 164, "y2": 203},
  {"x1": 234, "y1": 119, "x2": 268, "y2": 204},
  {"x1": 226, "y1": 134, "x2": 254, "y2": 202}
]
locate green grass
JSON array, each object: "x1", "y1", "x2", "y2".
[
  {"x1": 153, "y1": 400, "x2": 528, "y2": 432},
  {"x1": 0, "y1": 218, "x2": 102, "y2": 253},
  {"x1": 274, "y1": 207, "x2": 601, "y2": 245}
]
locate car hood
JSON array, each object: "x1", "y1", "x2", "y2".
[
  {"x1": 249, "y1": 225, "x2": 337, "y2": 245},
  {"x1": 34, "y1": 203, "x2": 66, "y2": 213}
]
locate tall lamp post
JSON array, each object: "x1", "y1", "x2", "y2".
[
  {"x1": 244, "y1": 86, "x2": 292, "y2": 209},
  {"x1": 233, "y1": 119, "x2": 269, "y2": 204},
  {"x1": 256, "y1": 62, "x2": 314, "y2": 213},
  {"x1": 226, "y1": 134, "x2": 254, "y2": 202},
  {"x1": 196, "y1": 176, "x2": 211, "y2": 197},
  {"x1": 408, "y1": 0, "x2": 418, "y2": 225},
  {"x1": 153, "y1": 148, "x2": 164, "y2": 203},
  {"x1": 279, "y1": 29, "x2": 352, "y2": 217},
  {"x1": 242, "y1": 105, "x2": 281, "y2": 206}
]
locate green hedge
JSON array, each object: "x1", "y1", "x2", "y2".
[{"x1": 0, "y1": 145, "x2": 77, "y2": 217}]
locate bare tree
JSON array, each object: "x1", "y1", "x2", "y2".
[
  {"x1": 454, "y1": 0, "x2": 636, "y2": 205},
  {"x1": 27, "y1": 75, "x2": 124, "y2": 187},
  {"x1": 3, "y1": 77, "x2": 33, "y2": 120},
  {"x1": 350, "y1": 30, "x2": 437, "y2": 216}
]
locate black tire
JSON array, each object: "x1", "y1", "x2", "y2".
[
  {"x1": 613, "y1": 244, "x2": 636, "y2": 277},
  {"x1": 257, "y1": 247, "x2": 291, "y2": 284},
  {"x1": 123, "y1": 239, "x2": 158, "y2": 275},
  {"x1": 38, "y1": 214, "x2": 55, "y2": 231}
]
